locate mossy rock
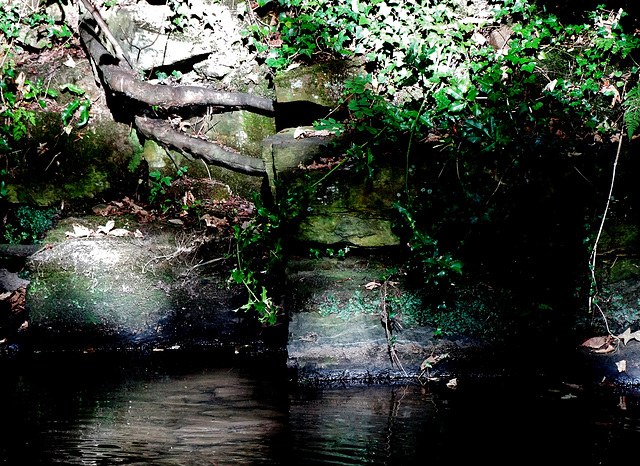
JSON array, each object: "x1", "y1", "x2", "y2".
[
  {"x1": 274, "y1": 59, "x2": 365, "y2": 107},
  {"x1": 5, "y1": 112, "x2": 139, "y2": 206},
  {"x1": 25, "y1": 216, "x2": 265, "y2": 351}
]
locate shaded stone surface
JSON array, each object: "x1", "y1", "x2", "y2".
[
  {"x1": 25, "y1": 217, "x2": 282, "y2": 352},
  {"x1": 285, "y1": 256, "x2": 466, "y2": 382},
  {"x1": 262, "y1": 129, "x2": 401, "y2": 247}
]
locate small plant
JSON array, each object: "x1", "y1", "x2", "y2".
[
  {"x1": 230, "y1": 224, "x2": 278, "y2": 324},
  {"x1": 3, "y1": 205, "x2": 57, "y2": 244},
  {"x1": 148, "y1": 170, "x2": 173, "y2": 204},
  {"x1": 60, "y1": 83, "x2": 91, "y2": 128}
]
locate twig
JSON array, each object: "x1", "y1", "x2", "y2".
[
  {"x1": 589, "y1": 125, "x2": 625, "y2": 314},
  {"x1": 381, "y1": 280, "x2": 407, "y2": 376}
]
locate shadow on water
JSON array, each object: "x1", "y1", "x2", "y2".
[{"x1": 2, "y1": 351, "x2": 640, "y2": 465}]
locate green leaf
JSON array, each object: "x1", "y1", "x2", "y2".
[
  {"x1": 61, "y1": 100, "x2": 80, "y2": 125},
  {"x1": 60, "y1": 83, "x2": 86, "y2": 95},
  {"x1": 77, "y1": 100, "x2": 90, "y2": 127}
]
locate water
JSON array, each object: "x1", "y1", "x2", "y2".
[{"x1": 1, "y1": 351, "x2": 640, "y2": 465}]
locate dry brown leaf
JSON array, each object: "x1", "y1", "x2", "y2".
[
  {"x1": 201, "y1": 214, "x2": 229, "y2": 229},
  {"x1": 364, "y1": 281, "x2": 381, "y2": 290},
  {"x1": 421, "y1": 356, "x2": 437, "y2": 371},
  {"x1": 581, "y1": 336, "x2": 610, "y2": 349},
  {"x1": 594, "y1": 343, "x2": 616, "y2": 354},
  {"x1": 616, "y1": 360, "x2": 627, "y2": 373}
]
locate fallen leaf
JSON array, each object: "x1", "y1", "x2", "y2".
[
  {"x1": 66, "y1": 224, "x2": 93, "y2": 237},
  {"x1": 619, "y1": 328, "x2": 632, "y2": 345},
  {"x1": 616, "y1": 360, "x2": 627, "y2": 373},
  {"x1": 201, "y1": 214, "x2": 229, "y2": 229},
  {"x1": 108, "y1": 228, "x2": 130, "y2": 237},
  {"x1": 600, "y1": 82, "x2": 621, "y2": 105},
  {"x1": 594, "y1": 343, "x2": 616, "y2": 354},
  {"x1": 134, "y1": 229, "x2": 143, "y2": 238},
  {"x1": 364, "y1": 281, "x2": 380, "y2": 290},
  {"x1": 446, "y1": 378, "x2": 458, "y2": 389},
  {"x1": 97, "y1": 219, "x2": 115, "y2": 235},
  {"x1": 421, "y1": 356, "x2": 437, "y2": 371},
  {"x1": 581, "y1": 336, "x2": 610, "y2": 349},
  {"x1": 63, "y1": 56, "x2": 76, "y2": 68},
  {"x1": 618, "y1": 327, "x2": 640, "y2": 345},
  {"x1": 294, "y1": 127, "x2": 333, "y2": 139},
  {"x1": 471, "y1": 31, "x2": 486, "y2": 46}
]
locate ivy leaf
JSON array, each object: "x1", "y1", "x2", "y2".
[
  {"x1": 521, "y1": 62, "x2": 535, "y2": 73},
  {"x1": 60, "y1": 83, "x2": 85, "y2": 95},
  {"x1": 61, "y1": 99, "x2": 80, "y2": 126},
  {"x1": 77, "y1": 100, "x2": 91, "y2": 127}
]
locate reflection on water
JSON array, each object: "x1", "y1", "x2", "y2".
[{"x1": 2, "y1": 352, "x2": 640, "y2": 465}]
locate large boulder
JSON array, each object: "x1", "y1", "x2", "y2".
[{"x1": 25, "y1": 216, "x2": 283, "y2": 352}]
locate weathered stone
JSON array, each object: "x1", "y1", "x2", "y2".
[
  {"x1": 285, "y1": 256, "x2": 456, "y2": 382},
  {"x1": 25, "y1": 216, "x2": 277, "y2": 351},
  {"x1": 297, "y1": 215, "x2": 399, "y2": 247},
  {"x1": 102, "y1": 0, "x2": 273, "y2": 101},
  {"x1": 206, "y1": 110, "x2": 276, "y2": 159},
  {"x1": 261, "y1": 127, "x2": 336, "y2": 186},
  {"x1": 261, "y1": 128, "x2": 401, "y2": 247},
  {"x1": 5, "y1": 113, "x2": 138, "y2": 206},
  {"x1": 274, "y1": 60, "x2": 365, "y2": 107},
  {"x1": 0, "y1": 269, "x2": 29, "y2": 292},
  {"x1": 301, "y1": 164, "x2": 402, "y2": 247}
]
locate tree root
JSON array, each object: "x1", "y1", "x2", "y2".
[
  {"x1": 78, "y1": 21, "x2": 272, "y2": 176},
  {"x1": 134, "y1": 116, "x2": 265, "y2": 175}
]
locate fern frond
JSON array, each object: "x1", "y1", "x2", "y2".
[{"x1": 623, "y1": 84, "x2": 640, "y2": 139}]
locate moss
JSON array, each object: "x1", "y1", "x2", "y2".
[
  {"x1": 6, "y1": 111, "x2": 138, "y2": 206},
  {"x1": 274, "y1": 60, "x2": 364, "y2": 107},
  {"x1": 609, "y1": 259, "x2": 640, "y2": 283},
  {"x1": 128, "y1": 129, "x2": 145, "y2": 173},
  {"x1": 206, "y1": 110, "x2": 276, "y2": 158}
]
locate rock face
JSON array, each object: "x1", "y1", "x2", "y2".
[
  {"x1": 262, "y1": 129, "x2": 402, "y2": 247},
  {"x1": 285, "y1": 257, "x2": 463, "y2": 382},
  {"x1": 25, "y1": 216, "x2": 281, "y2": 352},
  {"x1": 103, "y1": 0, "x2": 267, "y2": 95}
]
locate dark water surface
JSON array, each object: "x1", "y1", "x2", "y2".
[{"x1": 1, "y1": 351, "x2": 639, "y2": 465}]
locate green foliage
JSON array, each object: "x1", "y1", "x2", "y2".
[
  {"x1": 3, "y1": 205, "x2": 57, "y2": 244},
  {"x1": 229, "y1": 180, "x2": 313, "y2": 323},
  {"x1": 623, "y1": 84, "x2": 640, "y2": 139},
  {"x1": 394, "y1": 202, "x2": 462, "y2": 293},
  {"x1": 0, "y1": 3, "x2": 89, "y2": 150},
  {"x1": 148, "y1": 168, "x2": 187, "y2": 209},
  {"x1": 127, "y1": 129, "x2": 145, "y2": 173},
  {"x1": 319, "y1": 290, "x2": 380, "y2": 320},
  {"x1": 60, "y1": 83, "x2": 91, "y2": 127},
  {"x1": 241, "y1": 0, "x2": 640, "y2": 325}
]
